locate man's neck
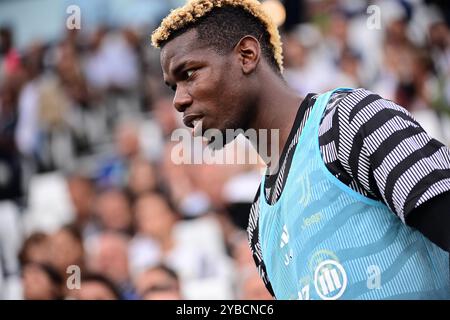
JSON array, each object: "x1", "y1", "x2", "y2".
[{"x1": 248, "y1": 74, "x2": 303, "y2": 174}]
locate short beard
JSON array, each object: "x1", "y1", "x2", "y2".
[
  {"x1": 204, "y1": 128, "x2": 234, "y2": 151},
  {"x1": 204, "y1": 117, "x2": 242, "y2": 151}
]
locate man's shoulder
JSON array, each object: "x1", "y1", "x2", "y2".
[
  {"x1": 318, "y1": 88, "x2": 401, "y2": 129},
  {"x1": 333, "y1": 88, "x2": 387, "y2": 115},
  {"x1": 322, "y1": 88, "x2": 376, "y2": 114}
]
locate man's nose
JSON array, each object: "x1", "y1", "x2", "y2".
[{"x1": 173, "y1": 86, "x2": 192, "y2": 113}]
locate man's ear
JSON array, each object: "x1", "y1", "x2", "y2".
[{"x1": 234, "y1": 36, "x2": 261, "y2": 75}]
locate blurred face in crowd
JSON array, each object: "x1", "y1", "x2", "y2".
[
  {"x1": 22, "y1": 264, "x2": 61, "y2": 300},
  {"x1": 189, "y1": 161, "x2": 242, "y2": 208},
  {"x1": 282, "y1": 35, "x2": 306, "y2": 69},
  {"x1": 135, "y1": 267, "x2": 181, "y2": 300},
  {"x1": 135, "y1": 193, "x2": 177, "y2": 240},
  {"x1": 49, "y1": 228, "x2": 84, "y2": 276},
  {"x1": 429, "y1": 22, "x2": 450, "y2": 50},
  {"x1": 0, "y1": 28, "x2": 12, "y2": 54},
  {"x1": 95, "y1": 189, "x2": 133, "y2": 233},
  {"x1": 152, "y1": 96, "x2": 180, "y2": 137},
  {"x1": 115, "y1": 122, "x2": 140, "y2": 158},
  {"x1": 56, "y1": 41, "x2": 81, "y2": 83},
  {"x1": 22, "y1": 42, "x2": 44, "y2": 79},
  {"x1": 0, "y1": 83, "x2": 10, "y2": 108},
  {"x1": 128, "y1": 158, "x2": 157, "y2": 197},
  {"x1": 327, "y1": 12, "x2": 348, "y2": 45},
  {"x1": 74, "y1": 280, "x2": 119, "y2": 300},
  {"x1": 386, "y1": 19, "x2": 409, "y2": 45},
  {"x1": 67, "y1": 175, "x2": 95, "y2": 224},
  {"x1": 339, "y1": 48, "x2": 360, "y2": 81},
  {"x1": 160, "y1": 142, "x2": 194, "y2": 202},
  {"x1": 89, "y1": 233, "x2": 130, "y2": 285},
  {"x1": 19, "y1": 233, "x2": 51, "y2": 265}
]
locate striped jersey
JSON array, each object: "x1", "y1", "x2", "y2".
[{"x1": 247, "y1": 88, "x2": 450, "y2": 296}]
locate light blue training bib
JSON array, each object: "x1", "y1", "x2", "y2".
[{"x1": 258, "y1": 88, "x2": 450, "y2": 300}]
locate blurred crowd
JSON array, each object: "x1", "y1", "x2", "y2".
[{"x1": 0, "y1": 0, "x2": 450, "y2": 300}]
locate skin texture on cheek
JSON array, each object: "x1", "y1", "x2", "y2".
[{"x1": 209, "y1": 58, "x2": 252, "y2": 132}]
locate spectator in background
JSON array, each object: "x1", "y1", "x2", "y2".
[
  {"x1": 36, "y1": 38, "x2": 106, "y2": 172},
  {"x1": 95, "y1": 120, "x2": 141, "y2": 189},
  {"x1": 0, "y1": 70, "x2": 24, "y2": 299},
  {"x1": 129, "y1": 192, "x2": 181, "y2": 276},
  {"x1": 127, "y1": 157, "x2": 158, "y2": 201},
  {"x1": 0, "y1": 27, "x2": 21, "y2": 78},
  {"x1": 160, "y1": 141, "x2": 253, "y2": 217},
  {"x1": 228, "y1": 231, "x2": 272, "y2": 300},
  {"x1": 86, "y1": 231, "x2": 137, "y2": 300},
  {"x1": 83, "y1": 27, "x2": 139, "y2": 92},
  {"x1": 83, "y1": 27, "x2": 141, "y2": 124},
  {"x1": 151, "y1": 95, "x2": 181, "y2": 140},
  {"x1": 67, "y1": 273, "x2": 121, "y2": 300},
  {"x1": 427, "y1": 19, "x2": 450, "y2": 145},
  {"x1": 0, "y1": 75, "x2": 23, "y2": 202},
  {"x1": 48, "y1": 225, "x2": 85, "y2": 287},
  {"x1": 428, "y1": 20, "x2": 450, "y2": 115},
  {"x1": 134, "y1": 264, "x2": 182, "y2": 300},
  {"x1": 83, "y1": 27, "x2": 109, "y2": 92},
  {"x1": 18, "y1": 232, "x2": 50, "y2": 266},
  {"x1": 130, "y1": 192, "x2": 233, "y2": 299},
  {"x1": 66, "y1": 174, "x2": 97, "y2": 239},
  {"x1": 21, "y1": 262, "x2": 63, "y2": 300},
  {"x1": 333, "y1": 46, "x2": 363, "y2": 88},
  {"x1": 13, "y1": 39, "x2": 63, "y2": 173},
  {"x1": 429, "y1": 20, "x2": 450, "y2": 78},
  {"x1": 94, "y1": 188, "x2": 133, "y2": 235},
  {"x1": 324, "y1": 10, "x2": 350, "y2": 61},
  {"x1": 281, "y1": 32, "x2": 311, "y2": 96},
  {"x1": 15, "y1": 43, "x2": 47, "y2": 171}
]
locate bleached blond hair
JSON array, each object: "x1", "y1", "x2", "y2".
[{"x1": 151, "y1": 0, "x2": 283, "y2": 72}]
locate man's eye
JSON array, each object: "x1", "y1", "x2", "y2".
[{"x1": 186, "y1": 70, "x2": 194, "y2": 78}]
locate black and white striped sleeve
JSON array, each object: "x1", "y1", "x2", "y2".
[
  {"x1": 332, "y1": 89, "x2": 450, "y2": 223},
  {"x1": 247, "y1": 189, "x2": 276, "y2": 297}
]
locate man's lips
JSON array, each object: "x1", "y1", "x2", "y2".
[{"x1": 182, "y1": 113, "x2": 203, "y2": 128}]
